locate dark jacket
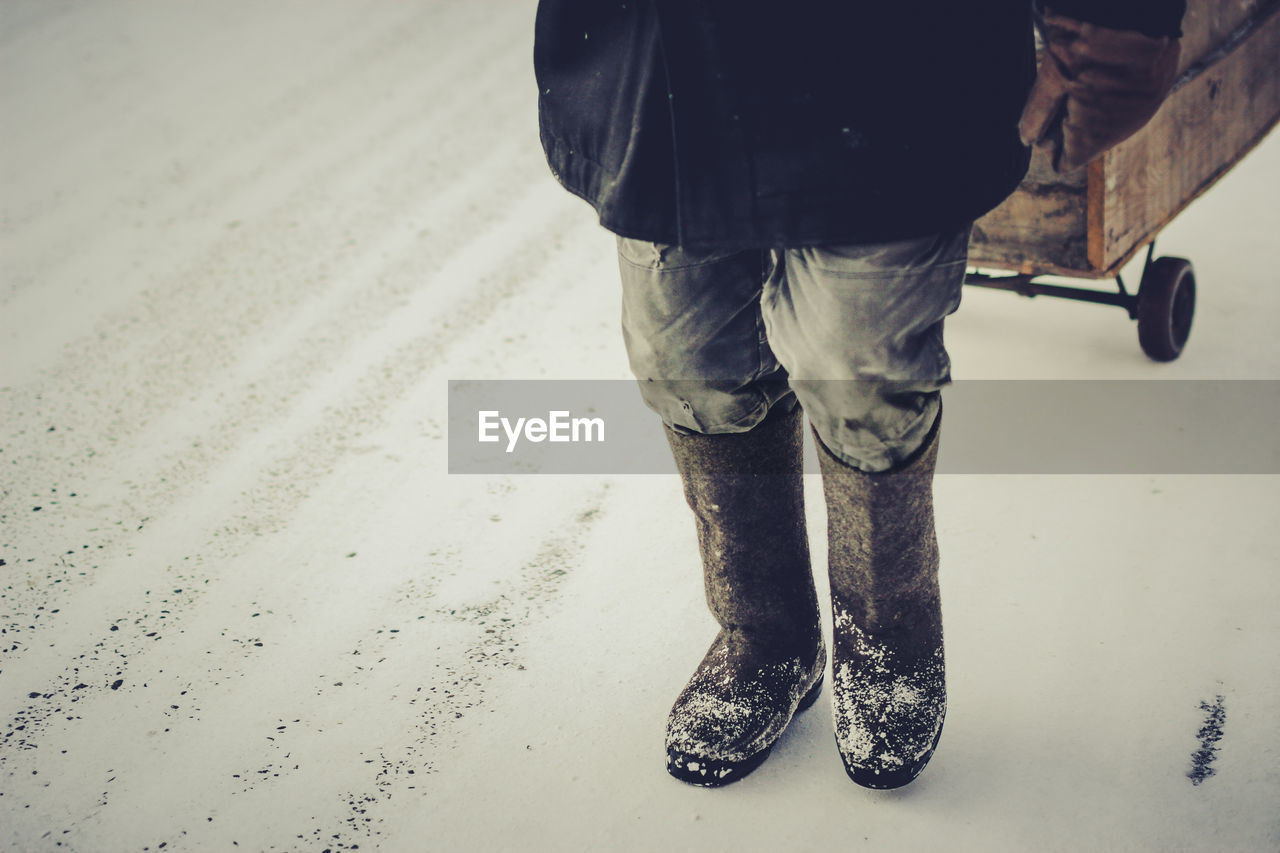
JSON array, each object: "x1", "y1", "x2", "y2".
[{"x1": 534, "y1": 0, "x2": 1185, "y2": 248}]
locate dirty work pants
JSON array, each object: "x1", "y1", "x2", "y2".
[{"x1": 616, "y1": 227, "x2": 971, "y2": 472}]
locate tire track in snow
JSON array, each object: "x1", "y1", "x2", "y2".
[
  {"x1": 1, "y1": 1, "x2": 623, "y2": 848},
  {"x1": 0, "y1": 148, "x2": 569, "y2": 667},
  {"x1": 1, "y1": 0, "x2": 532, "y2": 372},
  {"x1": 4, "y1": 474, "x2": 615, "y2": 851},
  {"x1": 0, "y1": 176, "x2": 583, "y2": 720},
  {"x1": 1, "y1": 3, "x2": 542, "y2": 639},
  {"x1": 0, "y1": 0, "x2": 496, "y2": 263},
  {"x1": 315, "y1": 486, "x2": 617, "y2": 853},
  {"x1": 2, "y1": 172, "x2": 605, "y2": 846}
]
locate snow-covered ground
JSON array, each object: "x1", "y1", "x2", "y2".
[{"x1": 2, "y1": 2, "x2": 1277, "y2": 851}]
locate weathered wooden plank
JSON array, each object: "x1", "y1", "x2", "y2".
[
  {"x1": 969, "y1": 148, "x2": 1089, "y2": 275},
  {"x1": 1094, "y1": 1, "x2": 1280, "y2": 271},
  {"x1": 1180, "y1": 0, "x2": 1263, "y2": 72}
]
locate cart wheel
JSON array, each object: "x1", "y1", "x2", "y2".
[{"x1": 1136, "y1": 256, "x2": 1195, "y2": 361}]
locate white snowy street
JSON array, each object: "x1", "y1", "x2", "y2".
[{"x1": 2, "y1": 2, "x2": 1278, "y2": 851}]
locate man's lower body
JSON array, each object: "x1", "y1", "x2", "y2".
[{"x1": 616, "y1": 225, "x2": 970, "y2": 788}]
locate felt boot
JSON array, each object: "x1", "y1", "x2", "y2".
[
  {"x1": 663, "y1": 403, "x2": 826, "y2": 787},
  {"x1": 817, "y1": 415, "x2": 945, "y2": 789}
]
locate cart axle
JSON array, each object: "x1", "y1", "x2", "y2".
[{"x1": 963, "y1": 272, "x2": 1139, "y2": 315}]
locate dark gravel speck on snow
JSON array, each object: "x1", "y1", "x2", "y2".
[{"x1": 1188, "y1": 694, "x2": 1226, "y2": 786}]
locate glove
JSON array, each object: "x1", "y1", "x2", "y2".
[{"x1": 1018, "y1": 10, "x2": 1181, "y2": 173}]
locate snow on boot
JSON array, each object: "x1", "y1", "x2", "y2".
[
  {"x1": 816, "y1": 415, "x2": 946, "y2": 790},
  {"x1": 663, "y1": 403, "x2": 826, "y2": 787}
]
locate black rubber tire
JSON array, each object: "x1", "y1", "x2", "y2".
[{"x1": 1136, "y1": 256, "x2": 1196, "y2": 362}]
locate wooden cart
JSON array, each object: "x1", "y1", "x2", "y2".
[{"x1": 966, "y1": 0, "x2": 1280, "y2": 361}]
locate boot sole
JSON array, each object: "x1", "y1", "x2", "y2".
[
  {"x1": 666, "y1": 673, "x2": 824, "y2": 788},
  {"x1": 840, "y1": 710, "x2": 945, "y2": 790}
]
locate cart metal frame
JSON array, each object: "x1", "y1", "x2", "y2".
[{"x1": 965, "y1": 241, "x2": 1197, "y2": 361}]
